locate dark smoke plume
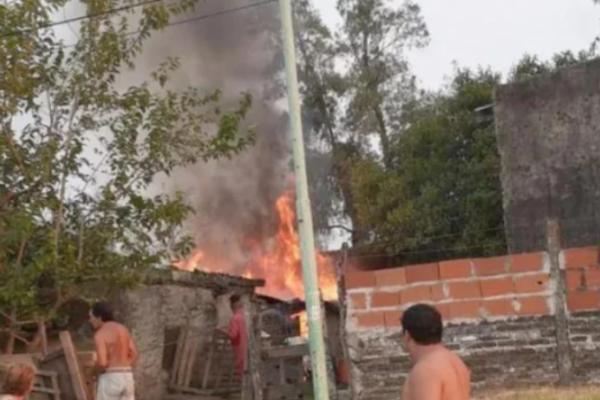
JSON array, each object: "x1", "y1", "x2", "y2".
[{"x1": 139, "y1": 0, "x2": 291, "y2": 271}]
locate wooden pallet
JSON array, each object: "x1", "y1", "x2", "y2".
[{"x1": 169, "y1": 329, "x2": 241, "y2": 396}]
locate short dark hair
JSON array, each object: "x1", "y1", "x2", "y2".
[
  {"x1": 230, "y1": 294, "x2": 242, "y2": 308},
  {"x1": 91, "y1": 301, "x2": 114, "y2": 322},
  {"x1": 401, "y1": 304, "x2": 443, "y2": 345}
]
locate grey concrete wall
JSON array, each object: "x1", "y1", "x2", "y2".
[
  {"x1": 114, "y1": 284, "x2": 218, "y2": 400},
  {"x1": 494, "y1": 59, "x2": 600, "y2": 253}
]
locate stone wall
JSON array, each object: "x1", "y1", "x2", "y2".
[
  {"x1": 344, "y1": 247, "x2": 600, "y2": 400},
  {"x1": 494, "y1": 59, "x2": 600, "y2": 253},
  {"x1": 112, "y1": 269, "x2": 262, "y2": 400}
]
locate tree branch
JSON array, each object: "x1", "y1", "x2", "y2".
[{"x1": 54, "y1": 93, "x2": 80, "y2": 252}]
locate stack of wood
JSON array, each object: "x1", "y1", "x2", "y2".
[{"x1": 0, "y1": 332, "x2": 96, "y2": 400}]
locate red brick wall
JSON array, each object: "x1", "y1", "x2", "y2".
[
  {"x1": 346, "y1": 251, "x2": 554, "y2": 330},
  {"x1": 343, "y1": 247, "x2": 600, "y2": 400},
  {"x1": 564, "y1": 248, "x2": 600, "y2": 312}
]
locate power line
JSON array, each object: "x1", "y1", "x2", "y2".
[
  {"x1": 0, "y1": 0, "x2": 163, "y2": 39},
  {"x1": 2, "y1": 0, "x2": 278, "y2": 42}
]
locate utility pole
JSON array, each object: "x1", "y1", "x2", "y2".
[{"x1": 278, "y1": 1, "x2": 331, "y2": 400}]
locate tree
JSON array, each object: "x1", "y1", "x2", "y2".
[
  {"x1": 346, "y1": 50, "x2": 597, "y2": 264},
  {"x1": 349, "y1": 68, "x2": 505, "y2": 263},
  {"x1": 0, "y1": 0, "x2": 254, "y2": 352},
  {"x1": 293, "y1": 0, "x2": 428, "y2": 245}
]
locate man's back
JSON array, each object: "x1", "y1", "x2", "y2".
[
  {"x1": 403, "y1": 347, "x2": 470, "y2": 400},
  {"x1": 95, "y1": 322, "x2": 137, "y2": 368}
]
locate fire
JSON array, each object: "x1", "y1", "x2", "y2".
[
  {"x1": 174, "y1": 191, "x2": 338, "y2": 301},
  {"x1": 292, "y1": 311, "x2": 308, "y2": 338}
]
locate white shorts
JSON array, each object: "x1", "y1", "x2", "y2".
[{"x1": 97, "y1": 371, "x2": 135, "y2": 400}]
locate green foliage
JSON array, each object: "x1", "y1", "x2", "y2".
[
  {"x1": 349, "y1": 68, "x2": 506, "y2": 262},
  {"x1": 0, "y1": 0, "x2": 254, "y2": 320},
  {"x1": 346, "y1": 50, "x2": 597, "y2": 263},
  {"x1": 294, "y1": 0, "x2": 428, "y2": 242}
]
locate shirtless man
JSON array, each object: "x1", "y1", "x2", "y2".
[
  {"x1": 401, "y1": 304, "x2": 470, "y2": 400},
  {"x1": 89, "y1": 301, "x2": 139, "y2": 400}
]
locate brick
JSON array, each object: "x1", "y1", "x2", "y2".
[
  {"x1": 517, "y1": 296, "x2": 549, "y2": 316},
  {"x1": 431, "y1": 284, "x2": 446, "y2": 302},
  {"x1": 375, "y1": 268, "x2": 407, "y2": 287},
  {"x1": 564, "y1": 247, "x2": 598, "y2": 269},
  {"x1": 345, "y1": 271, "x2": 376, "y2": 289},
  {"x1": 436, "y1": 303, "x2": 451, "y2": 320},
  {"x1": 448, "y1": 281, "x2": 481, "y2": 300},
  {"x1": 405, "y1": 263, "x2": 439, "y2": 284},
  {"x1": 510, "y1": 253, "x2": 544, "y2": 273},
  {"x1": 384, "y1": 310, "x2": 403, "y2": 329},
  {"x1": 566, "y1": 270, "x2": 583, "y2": 290},
  {"x1": 513, "y1": 273, "x2": 550, "y2": 294},
  {"x1": 355, "y1": 312, "x2": 385, "y2": 328},
  {"x1": 480, "y1": 277, "x2": 514, "y2": 297},
  {"x1": 439, "y1": 259, "x2": 472, "y2": 280},
  {"x1": 371, "y1": 291, "x2": 401, "y2": 308},
  {"x1": 483, "y1": 299, "x2": 516, "y2": 317},
  {"x1": 349, "y1": 293, "x2": 367, "y2": 310},
  {"x1": 400, "y1": 285, "x2": 432, "y2": 304},
  {"x1": 448, "y1": 301, "x2": 481, "y2": 320},
  {"x1": 567, "y1": 291, "x2": 600, "y2": 312},
  {"x1": 474, "y1": 256, "x2": 508, "y2": 277},
  {"x1": 585, "y1": 267, "x2": 600, "y2": 288}
]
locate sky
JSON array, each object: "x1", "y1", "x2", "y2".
[
  {"x1": 23, "y1": 0, "x2": 600, "y2": 253},
  {"x1": 314, "y1": 0, "x2": 599, "y2": 90},
  {"x1": 312, "y1": 0, "x2": 599, "y2": 249}
]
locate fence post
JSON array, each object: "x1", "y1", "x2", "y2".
[
  {"x1": 242, "y1": 293, "x2": 263, "y2": 400},
  {"x1": 320, "y1": 293, "x2": 338, "y2": 400},
  {"x1": 546, "y1": 219, "x2": 573, "y2": 385},
  {"x1": 335, "y1": 243, "x2": 355, "y2": 399}
]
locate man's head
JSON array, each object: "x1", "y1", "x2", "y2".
[
  {"x1": 400, "y1": 304, "x2": 443, "y2": 356},
  {"x1": 2, "y1": 363, "x2": 36, "y2": 399},
  {"x1": 229, "y1": 294, "x2": 242, "y2": 312},
  {"x1": 89, "y1": 301, "x2": 114, "y2": 330}
]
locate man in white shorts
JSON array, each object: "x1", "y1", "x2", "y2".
[{"x1": 89, "y1": 301, "x2": 139, "y2": 400}]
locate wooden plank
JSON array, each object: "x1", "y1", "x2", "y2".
[
  {"x1": 50, "y1": 370, "x2": 62, "y2": 400},
  {"x1": 170, "y1": 327, "x2": 187, "y2": 389},
  {"x1": 36, "y1": 370, "x2": 59, "y2": 378},
  {"x1": 176, "y1": 328, "x2": 193, "y2": 388},
  {"x1": 263, "y1": 344, "x2": 309, "y2": 360},
  {"x1": 59, "y1": 331, "x2": 89, "y2": 400},
  {"x1": 242, "y1": 293, "x2": 263, "y2": 400},
  {"x1": 201, "y1": 335, "x2": 215, "y2": 389},
  {"x1": 182, "y1": 335, "x2": 200, "y2": 387},
  {"x1": 213, "y1": 334, "x2": 228, "y2": 390}
]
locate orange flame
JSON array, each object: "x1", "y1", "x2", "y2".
[
  {"x1": 173, "y1": 191, "x2": 338, "y2": 301},
  {"x1": 291, "y1": 311, "x2": 308, "y2": 338}
]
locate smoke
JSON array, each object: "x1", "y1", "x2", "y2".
[{"x1": 135, "y1": 0, "x2": 291, "y2": 272}]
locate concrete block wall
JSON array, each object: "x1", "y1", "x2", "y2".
[{"x1": 344, "y1": 247, "x2": 600, "y2": 400}]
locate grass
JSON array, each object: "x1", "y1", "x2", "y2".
[{"x1": 476, "y1": 387, "x2": 600, "y2": 400}]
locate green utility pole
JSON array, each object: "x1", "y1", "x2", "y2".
[{"x1": 278, "y1": 1, "x2": 331, "y2": 400}]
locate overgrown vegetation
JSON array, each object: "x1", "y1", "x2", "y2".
[
  {"x1": 0, "y1": 0, "x2": 254, "y2": 350},
  {"x1": 294, "y1": 0, "x2": 598, "y2": 264}
]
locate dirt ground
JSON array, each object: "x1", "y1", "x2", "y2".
[{"x1": 476, "y1": 387, "x2": 600, "y2": 400}]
